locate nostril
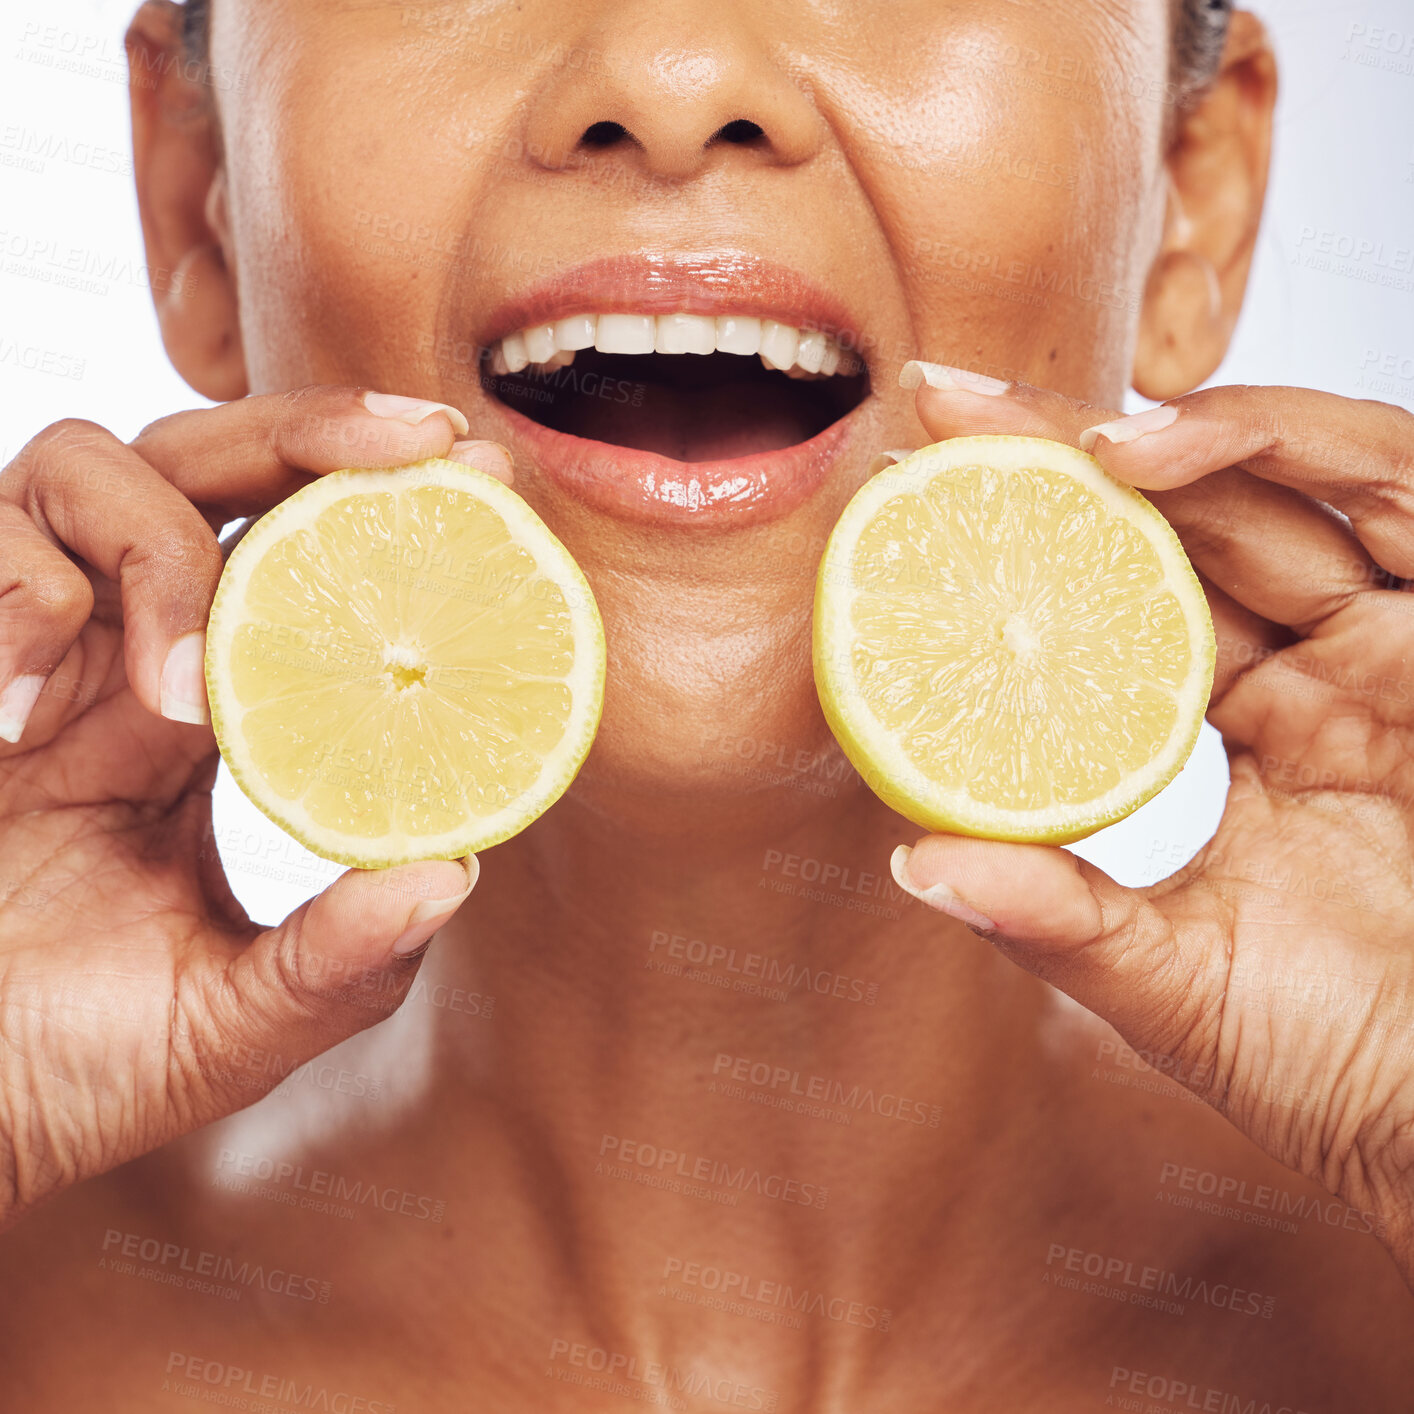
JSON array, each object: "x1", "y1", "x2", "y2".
[
  {"x1": 710, "y1": 119, "x2": 765, "y2": 146},
  {"x1": 580, "y1": 120, "x2": 631, "y2": 149}
]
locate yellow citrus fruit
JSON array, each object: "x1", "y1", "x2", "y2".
[
  {"x1": 813, "y1": 435, "x2": 1214, "y2": 844},
  {"x1": 205, "y1": 459, "x2": 605, "y2": 867}
]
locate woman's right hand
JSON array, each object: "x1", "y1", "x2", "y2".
[{"x1": 0, "y1": 387, "x2": 509, "y2": 1229}]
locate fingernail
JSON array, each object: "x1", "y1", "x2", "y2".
[
  {"x1": 890, "y1": 845, "x2": 996, "y2": 931},
  {"x1": 867, "y1": 448, "x2": 915, "y2": 476},
  {"x1": 362, "y1": 391, "x2": 471, "y2": 437},
  {"x1": 899, "y1": 361, "x2": 1010, "y2": 396},
  {"x1": 160, "y1": 632, "x2": 210, "y2": 726},
  {"x1": 1078, "y1": 404, "x2": 1179, "y2": 452},
  {"x1": 0, "y1": 674, "x2": 46, "y2": 744},
  {"x1": 446, "y1": 439, "x2": 514, "y2": 483},
  {"x1": 392, "y1": 856, "x2": 479, "y2": 956}
]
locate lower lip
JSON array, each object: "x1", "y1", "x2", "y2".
[{"x1": 486, "y1": 396, "x2": 865, "y2": 528}]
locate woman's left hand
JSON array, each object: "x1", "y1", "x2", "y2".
[{"x1": 892, "y1": 366, "x2": 1414, "y2": 1284}]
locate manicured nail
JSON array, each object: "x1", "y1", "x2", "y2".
[
  {"x1": 363, "y1": 391, "x2": 471, "y2": 437},
  {"x1": 899, "y1": 361, "x2": 1010, "y2": 396},
  {"x1": 1078, "y1": 404, "x2": 1179, "y2": 452},
  {"x1": 0, "y1": 674, "x2": 46, "y2": 743},
  {"x1": 890, "y1": 845, "x2": 996, "y2": 932},
  {"x1": 392, "y1": 856, "x2": 479, "y2": 956},
  {"x1": 446, "y1": 439, "x2": 514, "y2": 483},
  {"x1": 867, "y1": 448, "x2": 916, "y2": 476},
  {"x1": 160, "y1": 632, "x2": 210, "y2": 726}
]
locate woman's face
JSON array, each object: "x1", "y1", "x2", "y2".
[{"x1": 189, "y1": 0, "x2": 1185, "y2": 818}]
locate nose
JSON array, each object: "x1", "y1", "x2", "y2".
[{"x1": 521, "y1": 0, "x2": 824, "y2": 181}]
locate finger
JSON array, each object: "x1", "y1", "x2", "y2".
[
  {"x1": 2, "y1": 420, "x2": 225, "y2": 724},
  {"x1": 889, "y1": 835, "x2": 1228, "y2": 1082},
  {"x1": 897, "y1": 362, "x2": 1386, "y2": 636},
  {"x1": 1074, "y1": 386, "x2": 1414, "y2": 578},
  {"x1": 1146, "y1": 468, "x2": 1379, "y2": 633},
  {"x1": 445, "y1": 439, "x2": 515, "y2": 486},
  {"x1": 0, "y1": 503, "x2": 95, "y2": 744},
  {"x1": 191, "y1": 857, "x2": 477, "y2": 1111},
  {"x1": 1200, "y1": 569, "x2": 1295, "y2": 704},
  {"x1": 130, "y1": 386, "x2": 493, "y2": 516},
  {"x1": 899, "y1": 359, "x2": 1106, "y2": 446}
]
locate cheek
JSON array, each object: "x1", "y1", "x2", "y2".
[
  {"x1": 220, "y1": 21, "x2": 528, "y2": 392},
  {"x1": 823, "y1": 14, "x2": 1166, "y2": 400}
]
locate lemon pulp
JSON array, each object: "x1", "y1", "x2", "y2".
[
  {"x1": 813, "y1": 435, "x2": 1214, "y2": 843},
  {"x1": 205, "y1": 459, "x2": 605, "y2": 867}
]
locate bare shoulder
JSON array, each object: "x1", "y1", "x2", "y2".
[
  {"x1": 0, "y1": 1117, "x2": 404, "y2": 1411},
  {"x1": 0, "y1": 1143, "x2": 209, "y2": 1410},
  {"x1": 1035, "y1": 998, "x2": 1414, "y2": 1410}
]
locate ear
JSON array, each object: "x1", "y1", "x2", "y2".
[
  {"x1": 126, "y1": 0, "x2": 247, "y2": 402},
  {"x1": 1133, "y1": 11, "x2": 1277, "y2": 401}
]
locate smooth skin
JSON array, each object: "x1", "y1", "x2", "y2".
[{"x1": 1, "y1": 0, "x2": 1412, "y2": 1409}]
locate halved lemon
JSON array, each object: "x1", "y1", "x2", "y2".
[
  {"x1": 205, "y1": 459, "x2": 605, "y2": 867},
  {"x1": 813, "y1": 435, "x2": 1214, "y2": 844}
]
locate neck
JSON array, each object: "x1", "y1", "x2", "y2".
[{"x1": 404, "y1": 775, "x2": 1060, "y2": 1355}]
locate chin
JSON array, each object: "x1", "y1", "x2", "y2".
[{"x1": 559, "y1": 607, "x2": 850, "y2": 842}]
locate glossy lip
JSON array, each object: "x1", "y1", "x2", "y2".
[
  {"x1": 474, "y1": 252, "x2": 869, "y2": 352},
  {"x1": 489, "y1": 396, "x2": 866, "y2": 527},
  {"x1": 471, "y1": 252, "x2": 873, "y2": 527}
]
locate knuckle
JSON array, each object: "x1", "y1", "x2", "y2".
[
  {"x1": 28, "y1": 417, "x2": 111, "y2": 453},
  {"x1": 267, "y1": 924, "x2": 341, "y2": 1017},
  {"x1": 134, "y1": 514, "x2": 223, "y2": 580},
  {"x1": 1350, "y1": 470, "x2": 1414, "y2": 541},
  {"x1": 278, "y1": 383, "x2": 338, "y2": 413},
  {"x1": 273, "y1": 384, "x2": 368, "y2": 462},
  {"x1": 278, "y1": 383, "x2": 364, "y2": 424},
  {"x1": 28, "y1": 559, "x2": 94, "y2": 629},
  {"x1": 11, "y1": 419, "x2": 112, "y2": 483},
  {"x1": 7, "y1": 421, "x2": 127, "y2": 517},
  {"x1": 1375, "y1": 445, "x2": 1414, "y2": 501}
]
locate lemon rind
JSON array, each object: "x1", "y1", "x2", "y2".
[
  {"x1": 813, "y1": 435, "x2": 1215, "y2": 845},
  {"x1": 206, "y1": 459, "x2": 605, "y2": 869}
]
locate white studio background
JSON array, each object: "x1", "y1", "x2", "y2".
[{"x1": 2, "y1": 1, "x2": 1412, "y2": 922}]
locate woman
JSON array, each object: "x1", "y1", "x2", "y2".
[{"x1": 1, "y1": 0, "x2": 1411, "y2": 1406}]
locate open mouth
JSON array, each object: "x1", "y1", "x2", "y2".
[{"x1": 480, "y1": 314, "x2": 870, "y2": 462}]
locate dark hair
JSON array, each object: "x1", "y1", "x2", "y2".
[
  {"x1": 1174, "y1": 0, "x2": 1234, "y2": 99},
  {"x1": 181, "y1": 0, "x2": 209, "y2": 62},
  {"x1": 181, "y1": 0, "x2": 1232, "y2": 96}
]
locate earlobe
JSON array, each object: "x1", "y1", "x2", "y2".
[
  {"x1": 127, "y1": 1, "x2": 247, "y2": 402},
  {"x1": 1132, "y1": 11, "x2": 1277, "y2": 400},
  {"x1": 162, "y1": 238, "x2": 248, "y2": 402},
  {"x1": 1133, "y1": 247, "x2": 1225, "y2": 402}
]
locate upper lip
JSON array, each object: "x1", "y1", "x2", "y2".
[{"x1": 474, "y1": 251, "x2": 870, "y2": 365}]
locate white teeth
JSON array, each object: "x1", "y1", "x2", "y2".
[
  {"x1": 522, "y1": 323, "x2": 557, "y2": 364},
  {"x1": 759, "y1": 320, "x2": 800, "y2": 370},
  {"x1": 554, "y1": 315, "x2": 597, "y2": 351},
  {"x1": 595, "y1": 314, "x2": 656, "y2": 355},
  {"x1": 795, "y1": 329, "x2": 827, "y2": 374},
  {"x1": 715, "y1": 315, "x2": 761, "y2": 355},
  {"x1": 655, "y1": 313, "x2": 716, "y2": 355},
  {"x1": 484, "y1": 312, "x2": 860, "y2": 378},
  {"x1": 501, "y1": 330, "x2": 529, "y2": 374}
]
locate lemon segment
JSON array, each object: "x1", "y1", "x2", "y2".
[
  {"x1": 206, "y1": 459, "x2": 605, "y2": 867},
  {"x1": 813, "y1": 435, "x2": 1214, "y2": 843}
]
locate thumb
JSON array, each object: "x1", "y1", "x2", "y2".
[
  {"x1": 890, "y1": 836, "x2": 1219, "y2": 1061},
  {"x1": 191, "y1": 856, "x2": 477, "y2": 1108}
]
